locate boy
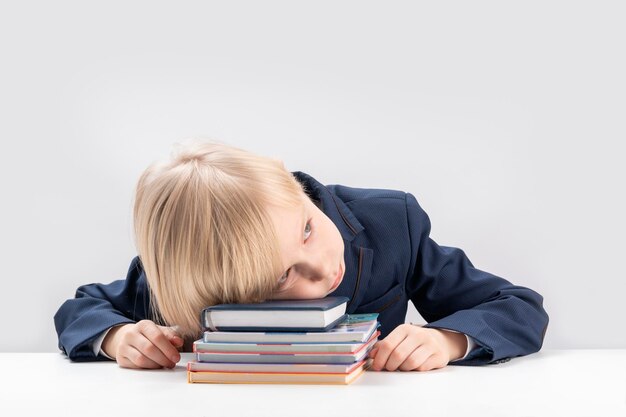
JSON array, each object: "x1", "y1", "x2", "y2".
[{"x1": 54, "y1": 141, "x2": 548, "y2": 371}]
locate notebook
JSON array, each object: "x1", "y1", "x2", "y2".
[
  {"x1": 201, "y1": 296, "x2": 349, "y2": 332},
  {"x1": 201, "y1": 313, "x2": 379, "y2": 344},
  {"x1": 188, "y1": 359, "x2": 372, "y2": 385},
  {"x1": 194, "y1": 333, "x2": 378, "y2": 364}
]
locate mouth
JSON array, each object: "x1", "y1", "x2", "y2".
[{"x1": 329, "y1": 263, "x2": 344, "y2": 293}]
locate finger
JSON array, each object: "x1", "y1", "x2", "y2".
[
  {"x1": 368, "y1": 347, "x2": 379, "y2": 359},
  {"x1": 142, "y1": 322, "x2": 182, "y2": 361},
  {"x1": 158, "y1": 325, "x2": 184, "y2": 348},
  {"x1": 371, "y1": 328, "x2": 410, "y2": 371},
  {"x1": 118, "y1": 345, "x2": 163, "y2": 369},
  {"x1": 415, "y1": 352, "x2": 447, "y2": 372},
  {"x1": 136, "y1": 322, "x2": 180, "y2": 366},
  {"x1": 384, "y1": 337, "x2": 424, "y2": 371},
  {"x1": 131, "y1": 332, "x2": 177, "y2": 368},
  {"x1": 116, "y1": 355, "x2": 140, "y2": 369},
  {"x1": 398, "y1": 345, "x2": 434, "y2": 371}
]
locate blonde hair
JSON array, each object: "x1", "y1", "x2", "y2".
[{"x1": 133, "y1": 140, "x2": 304, "y2": 338}]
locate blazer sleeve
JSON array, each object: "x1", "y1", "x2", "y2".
[
  {"x1": 404, "y1": 193, "x2": 549, "y2": 365},
  {"x1": 53, "y1": 256, "x2": 151, "y2": 361}
]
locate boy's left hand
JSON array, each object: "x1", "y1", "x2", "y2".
[{"x1": 368, "y1": 324, "x2": 467, "y2": 372}]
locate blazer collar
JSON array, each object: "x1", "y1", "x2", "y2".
[
  {"x1": 292, "y1": 171, "x2": 364, "y2": 242},
  {"x1": 292, "y1": 171, "x2": 371, "y2": 312}
]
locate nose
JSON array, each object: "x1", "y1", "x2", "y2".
[{"x1": 298, "y1": 258, "x2": 331, "y2": 282}]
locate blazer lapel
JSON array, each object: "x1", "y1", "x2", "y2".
[{"x1": 292, "y1": 171, "x2": 373, "y2": 312}]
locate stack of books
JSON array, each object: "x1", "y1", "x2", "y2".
[{"x1": 187, "y1": 296, "x2": 380, "y2": 385}]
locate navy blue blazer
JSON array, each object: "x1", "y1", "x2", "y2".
[{"x1": 54, "y1": 171, "x2": 548, "y2": 365}]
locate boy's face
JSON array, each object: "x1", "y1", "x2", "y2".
[{"x1": 267, "y1": 193, "x2": 345, "y2": 300}]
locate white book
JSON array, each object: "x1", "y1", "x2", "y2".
[{"x1": 201, "y1": 296, "x2": 349, "y2": 332}]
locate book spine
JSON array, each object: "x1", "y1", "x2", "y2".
[{"x1": 203, "y1": 310, "x2": 217, "y2": 332}]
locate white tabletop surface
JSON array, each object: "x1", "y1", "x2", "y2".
[{"x1": 0, "y1": 350, "x2": 624, "y2": 417}]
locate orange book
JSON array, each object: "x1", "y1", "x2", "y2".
[
  {"x1": 188, "y1": 359, "x2": 372, "y2": 385},
  {"x1": 187, "y1": 357, "x2": 370, "y2": 374}
]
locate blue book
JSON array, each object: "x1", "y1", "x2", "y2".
[
  {"x1": 201, "y1": 296, "x2": 349, "y2": 332},
  {"x1": 202, "y1": 314, "x2": 380, "y2": 344},
  {"x1": 193, "y1": 330, "x2": 381, "y2": 353},
  {"x1": 194, "y1": 334, "x2": 377, "y2": 364}
]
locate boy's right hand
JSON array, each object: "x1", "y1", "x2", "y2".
[{"x1": 102, "y1": 320, "x2": 184, "y2": 369}]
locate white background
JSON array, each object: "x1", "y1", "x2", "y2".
[{"x1": 0, "y1": 1, "x2": 624, "y2": 352}]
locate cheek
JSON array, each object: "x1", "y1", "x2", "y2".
[
  {"x1": 286, "y1": 280, "x2": 328, "y2": 299},
  {"x1": 327, "y1": 221, "x2": 344, "y2": 253},
  {"x1": 320, "y1": 217, "x2": 342, "y2": 246}
]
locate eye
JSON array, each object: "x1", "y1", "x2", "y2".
[
  {"x1": 277, "y1": 269, "x2": 290, "y2": 287},
  {"x1": 304, "y1": 221, "x2": 312, "y2": 241}
]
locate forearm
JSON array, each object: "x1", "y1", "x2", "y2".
[
  {"x1": 54, "y1": 297, "x2": 134, "y2": 360},
  {"x1": 54, "y1": 257, "x2": 151, "y2": 361},
  {"x1": 423, "y1": 294, "x2": 548, "y2": 365}
]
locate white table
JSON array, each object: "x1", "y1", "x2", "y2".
[{"x1": 1, "y1": 350, "x2": 624, "y2": 417}]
